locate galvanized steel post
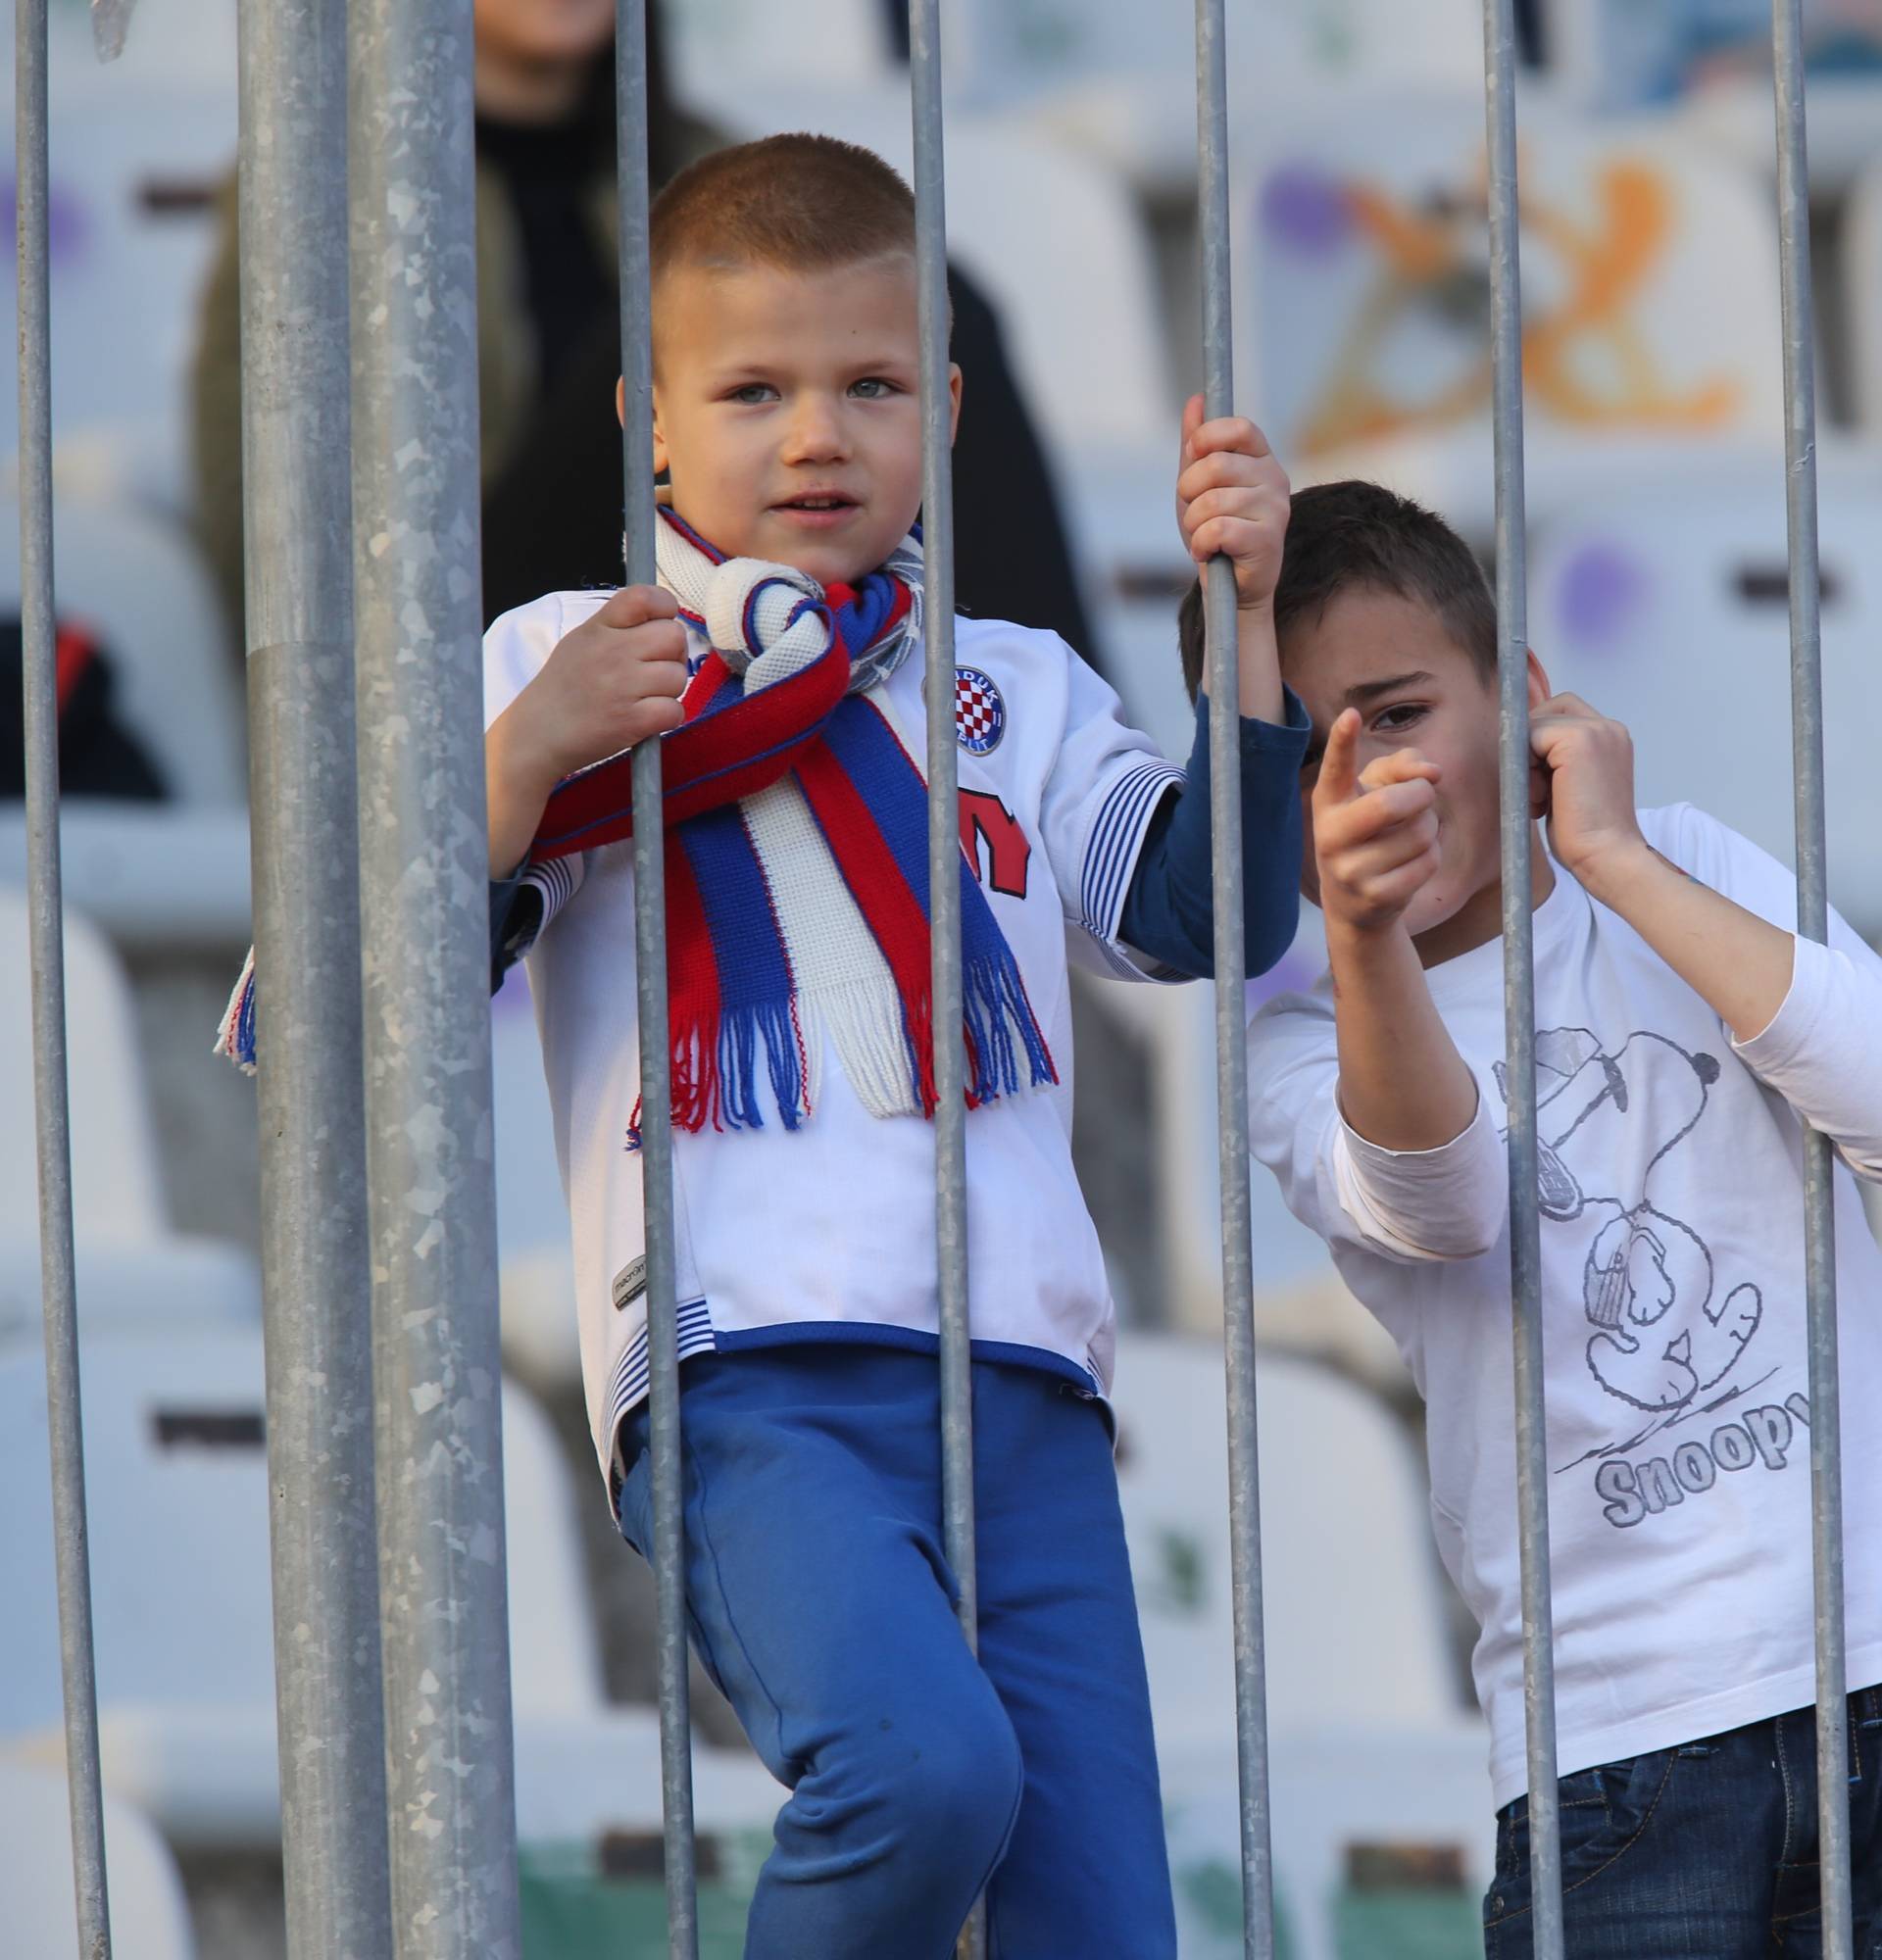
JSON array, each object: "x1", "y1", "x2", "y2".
[
  {"x1": 348, "y1": 1, "x2": 523, "y2": 1950},
  {"x1": 17, "y1": 1, "x2": 115, "y2": 1952},
  {"x1": 1768, "y1": 4, "x2": 1854, "y2": 1950},
  {"x1": 615, "y1": 5, "x2": 701, "y2": 1952},
  {"x1": 908, "y1": 9, "x2": 981, "y2": 1955},
  {"x1": 1193, "y1": 4, "x2": 1277, "y2": 1953},
  {"x1": 1480, "y1": 4, "x2": 1565, "y2": 1956},
  {"x1": 234, "y1": 0, "x2": 393, "y2": 1952}
]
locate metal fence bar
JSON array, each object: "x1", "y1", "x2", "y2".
[
  {"x1": 1480, "y1": 5, "x2": 1565, "y2": 1956},
  {"x1": 615, "y1": 7, "x2": 700, "y2": 1952},
  {"x1": 348, "y1": 2, "x2": 523, "y2": 1951},
  {"x1": 1767, "y1": 6, "x2": 1854, "y2": 1950},
  {"x1": 234, "y1": 0, "x2": 393, "y2": 1953},
  {"x1": 907, "y1": 10, "x2": 979, "y2": 1956},
  {"x1": 17, "y1": 2, "x2": 115, "y2": 1952},
  {"x1": 1194, "y1": 6, "x2": 1276, "y2": 1954}
]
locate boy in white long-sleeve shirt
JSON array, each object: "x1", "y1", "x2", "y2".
[{"x1": 1178, "y1": 480, "x2": 1882, "y2": 1957}]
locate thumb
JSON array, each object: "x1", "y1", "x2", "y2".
[
  {"x1": 1314, "y1": 709, "x2": 1362, "y2": 808},
  {"x1": 1180, "y1": 392, "x2": 1205, "y2": 465}
]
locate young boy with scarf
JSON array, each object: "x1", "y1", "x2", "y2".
[{"x1": 230, "y1": 131, "x2": 1307, "y2": 1955}]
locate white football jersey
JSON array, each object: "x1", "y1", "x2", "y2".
[{"x1": 483, "y1": 594, "x2": 1185, "y2": 1490}]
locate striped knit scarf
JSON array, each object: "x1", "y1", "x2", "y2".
[{"x1": 534, "y1": 509, "x2": 1054, "y2": 1140}]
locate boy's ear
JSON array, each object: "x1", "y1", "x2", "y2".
[
  {"x1": 639, "y1": 376, "x2": 672, "y2": 478},
  {"x1": 947, "y1": 364, "x2": 963, "y2": 445}
]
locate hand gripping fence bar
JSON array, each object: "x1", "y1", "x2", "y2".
[
  {"x1": 349, "y1": 3, "x2": 523, "y2": 1953},
  {"x1": 615, "y1": 6, "x2": 703, "y2": 1953},
  {"x1": 1770, "y1": 3, "x2": 1856, "y2": 1950},
  {"x1": 17, "y1": 1, "x2": 115, "y2": 1952},
  {"x1": 1195, "y1": 4, "x2": 1279, "y2": 1953},
  {"x1": 1479, "y1": 5, "x2": 1566, "y2": 1958},
  {"x1": 233, "y1": 0, "x2": 395, "y2": 1952},
  {"x1": 905, "y1": 11, "x2": 984, "y2": 1959}
]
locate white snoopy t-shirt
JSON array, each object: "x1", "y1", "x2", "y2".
[
  {"x1": 485, "y1": 594, "x2": 1187, "y2": 1491},
  {"x1": 1248, "y1": 804, "x2": 1882, "y2": 1806}
]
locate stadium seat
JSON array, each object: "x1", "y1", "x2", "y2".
[
  {"x1": 1843, "y1": 145, "x2": 1882, "y2": 433},
  {"x1": 1528, "y1": 460, "x2": 1882, "y2": 939},
  {"x1": 0, "y1": 1327, "x2": 784, "y2": 1854},
  {"x1": 0, "y1": 1761, "x2": 197, "y2": 1960},
  {"x1": 662, "y1": 0, "x2": 894, "y2": 113},
  {"x1": 0, "y1": 493, "x2": 243, "y2": 807},
  {"x1": 1240, "y1": 94, "x2": 1787, "y2": 541},
  {"x1": 0, "y1": 82, "x2": 235, "y2": 508},
  {"x1": 1113, "y1": 1335, "x2": 1464, "y2": 1753},
  {"x1": 1116, "y1": 1333, "x2": 1491, "y2": 1960},
  {"x1": 944, "y1": 0, "x2": 1489, "y2": 198},
  {"x1": 0, "y1": 887, "x2": 168, "y2": 1245},
  {"x1": 0, "y1": 884, "x2": 261, "y2": 1341}
]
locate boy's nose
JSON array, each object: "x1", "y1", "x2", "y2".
[{"x1": 780, "y1": 397, "x2": 849, "y2": 465}]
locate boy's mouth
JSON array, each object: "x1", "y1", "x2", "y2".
[{"x1": 771, "y1": 492, "x2": 860, "y2": 526}]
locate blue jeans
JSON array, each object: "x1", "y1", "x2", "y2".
[
  {"x1": 615, "y1": 1346, "x2": 1176, "y2": 1960},
  {"x1": 1484, "y1": 1687, "x2": 1882, "y2": 1957}
]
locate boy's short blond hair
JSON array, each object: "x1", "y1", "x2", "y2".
[{"x1": 650, "y1": 133, "x2": 917, "y2": 296}]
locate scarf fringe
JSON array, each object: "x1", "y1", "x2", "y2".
[
  {"x1": 214, "y1": 951, "x2": 258, "y2": 1074},
  {"x1": 964, "y1": 937, "x2": 1059, "y2": 1108}
]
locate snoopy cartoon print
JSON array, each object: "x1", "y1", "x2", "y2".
[{"x1": 1495, "y1": 1027, "x2": 1763, "y2": 1418}]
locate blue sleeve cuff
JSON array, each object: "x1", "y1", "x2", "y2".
[{"x1": 1116, "y1": 688, "x2": 1310, "y2": 979}]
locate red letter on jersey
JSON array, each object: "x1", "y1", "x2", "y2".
[{"x1": 959, "y1": 790, "x2": 1030, "y2": 899}]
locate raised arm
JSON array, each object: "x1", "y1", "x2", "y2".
[
  {"x1": 1312, "y1": 709, "x2": 1477, "y2": 1151},
  {"x1": 1536, "y1": 693, "x2": 1882, "y2": 1176},
  {"x1": 485, "y1": 584, "x2": 688, "y2": 877}
]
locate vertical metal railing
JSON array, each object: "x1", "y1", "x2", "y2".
[
  {"x1": 615, "y1": 5, "x2": 700, "y2": 1953},
  {"x1": 17, "y1": 1, "x2": 115, "y2": 1953},
  {"x1": 1768, "y1": 3, "x2": 1855, "y2": 1950},
  {"x1": 1194, "y1": 2, "x2": 1277, "y2": 1952},
  {"x1": 347, "y1": 1, "x2": 523, "y2": 1952},
  {"x1": 906, "y1": 11, "x2": 980, "y2": 1958},
  {"x1": 233, "y1": 0, "x2": 394, "y2": 1952},
  {"x1": 1480, "y1": 4, "x2": 1565, "y2": 1956}
]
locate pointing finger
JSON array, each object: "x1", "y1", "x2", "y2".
[{"x1": 1313, "y1": 708, "x2": 1362, "y2": 808}]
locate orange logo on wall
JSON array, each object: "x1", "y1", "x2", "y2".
[{"x1": 1268, "y1": 156, "x2": 1742, "y2": 455}]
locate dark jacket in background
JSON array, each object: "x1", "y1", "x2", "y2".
[{"x1": 192, "y1": 50, "x2": 1096, "y2": 667}]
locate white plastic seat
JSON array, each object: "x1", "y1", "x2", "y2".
[
  {"x1": 1113, "y1": 1334, "x2": 1464, "y2": 1755},
  {"x1": 1115, "y1": 1334, "x2": 1490, "y2": 1960},
  {"x1": 0, "y1": 494, "x2": 242, "y2": 806},
  {"x1": 0, "y1": 1325, "x2": 786, "y2": 1853},
  {"x1": 0, "y1": 1761, "x2": 196, "y2": 1960},
  {"x1": 0, "y1": 888, "x2": 167, "y2": 1245},
  {"x1": 0, "y1": 82, "x2": 235, "y2": 507},
  {"x1": 1528, "y1": 461, "x2": 1882, "y2": 939},
  {"x1": 0, "y1": 884, "x2": 261, "y2": 1340},
  {"x1": 1240, "y1": 93, "x2": 1786, "y2": 541},
  {"x1": 946, "y1": 0, "x2": 1489, "y2": 197}
]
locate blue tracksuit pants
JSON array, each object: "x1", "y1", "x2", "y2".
[{"x1": 614, "y1": 1345, "x2": 1177, "y2": 1959}]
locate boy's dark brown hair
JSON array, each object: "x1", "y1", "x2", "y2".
[
  {"x1": 1178, "y1": 480, "x2": 1498, "y2": 701},
  {"x1": 650, "y1": 132, "x2": 917, "y2": 297}
]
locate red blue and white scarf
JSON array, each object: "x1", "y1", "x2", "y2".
[
  {"x1": 538, "y1": 509, "x2": 1055, "y2": 1140},
  {"x1": 221, "y1": 512, "x2": 1058, "y2": 1129}
]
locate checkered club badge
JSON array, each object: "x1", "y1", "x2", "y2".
[{"x1": 954, "y1": 665, "x2": 1006, "y2": 755}]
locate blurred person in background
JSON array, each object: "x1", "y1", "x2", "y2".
[{"x1": 191, "y1": 0, "x2": 1093, "y2": 659}]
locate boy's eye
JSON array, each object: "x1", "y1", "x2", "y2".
[
  {"x1": 849, "y1": 376, "x2": 897, "y2": 399},
  {"x1": 1372, "y1": 703, "x2": 1428, "y2": 734},
  {"x1": 727, "y1": 383, "x2": 777, "y2": 405}
]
